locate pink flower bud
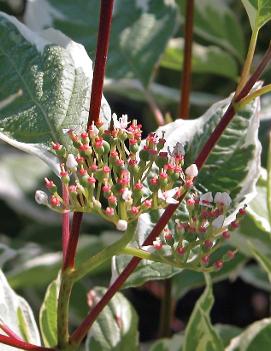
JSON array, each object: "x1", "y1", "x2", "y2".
[
  {"x1": 130, "y1": 206, "x2": 139, "y2": 215},
  {"x1": 143, "y1": 199, "x2": 152, "y2": 208},
  {"x1": 214, "y1": 260, "x2": 223, "y2": 270},
  {"x1": 177, "y1": 247, "x2": 186, "y2": 255},
  {"x1": 222, "y1": 230, "x2": 231, "y2": 239},
  {"x1": 201, "y1": 255, "x2": 209, "y2": 265},
  {"x1": 105, "y1": 207, "x2": 115, "y2": 216}
]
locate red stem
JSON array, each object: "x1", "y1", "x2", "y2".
[
  {"x1": 0, "y1": 335, "x2": 53, "y2": 351},
  {"x1": 0, "y1": 323, "x2": 23, "y2": 341},
  {"x1": 63, "y1": 212, "x2": 83, "y2": 269},
  {"x1": 179, "y1": 0, "x2": 194, "y2": 119},
  {"x1": 62, "y1": 185, "x2": 70, "y2": 264},
  {"x1": 63, "y1": 0, "x2": 114, "y2": 270},
  {"x1": 70, "y1": 43, "x2": 271, "y2": 345},
  {"x1": 87, "y1": 0, "x2": 114, "y2": 127}
]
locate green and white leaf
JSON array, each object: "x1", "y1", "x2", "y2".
[
  {"x1": 24, "y1": 0, "x2": 177, "y2": 88},
  {"x1": 0, "y1": 12, "x2": 110, "y2": 173},
  {"x1": 0, "y1": 269, "x2": 40, "y2": 348},
  {"x1": 241, "y1": 0, "x2": 271, "y2": 30},
  {"x1": 246, "y1": 169, "x2": 270, "y2": 233},
  {"x1": 7, "y1": 233, "x2": 119, "y2": 289},
  {"x1": 161, "y1": 38, "x2": 238, "y2": 80},
  {"x1": 39, "y1": 275, "x2": 60, "y2": 347},
  {"x1": 183, "y1": 274, "x2": 224, "y2": 351},
  {"x1": 0, "y1": 150, "x2": 58, "y2": 222},
  {"x1": 249, "y1": 245, "x2": 271, "y2": 282},
  {"x1": 176, "y1": 0, "x2": 245, "y2": 61},
  {"x1": 157, "y1": 86, "x2": 261, "y2": 206},
  {"x1": 149, "y1": 334, "x2": 183, "y2": 351},
  {"x1": 226, "y1": 318, "x2": 271, "y2": 351},
  {"x1": 86, "y1": 287, "x2": 139, "y2": 351},
  {"x1": 240, "y1": 264, "x2": 271, "y2": 292}
]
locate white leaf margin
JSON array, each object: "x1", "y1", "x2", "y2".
[
  {"x1": 155, "y1": 85, "x2": 262, "y2": 211},
  {"x1": 0, "y1": 12, "x2": 111, "y2": 175},
  {"x1": 0, "y1": 270, "x2": 41, "y2": 347}
]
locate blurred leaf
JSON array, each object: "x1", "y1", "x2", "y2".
[
  {"x1": 172, "y1": 252, "x2": 246, "y2": 300},
  {"x1": 249, "y1": 246, "x2": 271, "y2": 282},
  {"x1": 39, "y1": 276, "x2": 59, "y2": 347},
  {"x1": 24, "y1": 0, "x2": 177, "y2": 87},
  {"x1": 247, "y1": 170, "x2": 270, "y2": 233},
  {"x1": 215, "y1": 324, "x2": 242, "y2": 348},
  {"x1": 176, "y1": 0, "x2": 245, "y2": 61},
  {"x1": 267, "y1": 133, "x2": 271, "y2": 224},
  {"x1": 0, "y1": 269, "x2": 40, "y2": 346},
  {"x1": 0, "y1": 13, "x2": 110, "y2": 172},
  {"x1": 229, "y1": 214, "x2": 271, "y2": 259},
  {"x1": 149, "y1": 334, "x2": 183, "y2": 351},
  {"x1": 240, "y1": 264, "x2": 271, "y2": 292},
  {"x1": 86, "y1": 287, "x2": 139, "y2": 351},
  {"x1": 241, "y1": 0, "x2": 271, "y2": 30},
  {"x1": 7, "y1": 233, "x2": 120, "y2": 289},
  {"x1": 183, "y1": 274, "x2": 224, "y2": 351},
  {"x1": 226, "y1": 318, "x2": 271, "y2": 350},
  {"x1": 161, "y1": 38, "x2": 238, "y2": 80},
  {"x1": 0, "y1": 150, "x2": 58, "y2": 223},
  {"x1": 104, "y1": 79, "x2": 220, "y2": 107}
]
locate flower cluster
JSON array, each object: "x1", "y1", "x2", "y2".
[
  {"x1": 35, "y1": 114, "x2": 198, "y2": 231},
  {"x1": 150, "y1": 191, "x2": 246, "y2": 271}
]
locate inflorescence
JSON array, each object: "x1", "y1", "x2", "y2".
[
  {"x1": 149, "y1": 191, "x2": 246, "y2": 271},
  {"x1": 35, "y1": 114, "x2": 198, "y2": 231}
]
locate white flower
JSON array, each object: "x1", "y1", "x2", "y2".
[
  {"x1": 185, "y1": 164, "x2": 198, "y2": 178},
  {"x1": 199, "y1": 192, "x2": 213, "y2": 206},
  {"x1": 158, "y1": 188, "x2": 179, "y2": 204},
  {"x1": 116, "y1": 220, "x2": 128, "y2": 231},
  {"x1": 122, "y1": 188, "x2": 132, "y2": 201},
  {"x1": 35, "y1": 190, "x2": 48, "y2": 205},
  {"x1": 168, "y1": 142, "x2": 185, "y2": 157},
  {"x1": 212, "y1": 215, "x2": 225, "y2": 229},
  {"x1": 214, "y1": 192, "x2": 232, "y2": 207},
  {"x1": 66, "y1": 154, "x2": 78, "y2": 170},
  {"x1": 112, "y1": 113, "x2": 129, "y2": 130}
]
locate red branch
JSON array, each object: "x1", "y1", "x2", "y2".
[
  {"x1": 179, "y1": 0, "x2": 194, "y2": 119},
  {"x1": 70, "y1": 42, "x2": 271, "y2": 345},
  {"x1": 87, "y1": 0, "x2": 114, "y2": 127},
  {"x1": 63, "y1": 0, "x2": 115, "y2": 271},
  {"x1": 0, "y1": 335, "x2": 53, "y2": 351},
  {"x1": 62, "y1": 184, "x2": 70, "y2": 264},
  {"x1": 63, "y1": 212, "x2": 83, "y2": 270}
]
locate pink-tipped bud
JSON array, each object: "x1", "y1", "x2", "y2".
[
  {"x1": 204, "y1": 240, "x2": 213, "y2": 249},
  {"x1": 44, "y1": 178, "x2": 55, "y2": 189},
  {"x1": 143, "y1": 199, "x2": 152, "y2": 208},
  {"x1": 214, "y1": 260, "x2": 223, "y2": 270},
  {"x1": 50, "y1": 196, "x2": 60, "y2": 207},
  {"x1": 105, "y1": 207, "x2": 115, "y2": 216},
  {"x1": 130, "y1": 206, "x2": 139, "y2": 215},
  {"x1": 153, "y1": 238, "x2": 163, "y2": 250},
  {"x1": 239, "y1": 208, "x2": 246, "y2": 215},
  {"x1": 186, "y1": 198, "x2": 195, "y2": 206},
  {"x1": 108, "y1": 195, "x2": 117, "y2": 205},
  {"x1": 52, "y1": 142, "x2": 62, "y2": 151},
  {"x1": 201, "y1": 255, "x2": 209, "y2": 265},
  {"x1": 150, "y1": 177, "x2": 158, "y2": 185},
  {"x1": 102, "y1": 185, "x2": 111, "y2": 193},
  {"x1": 177, "y1": 246, "x2": 186, "y2": 255},
  {"x1": 134, "y1": 182, "x2": 143, "y2": 190},
  {"x1": 230, "y1": 220, "x2": 239, "y2": 230},
  {"x1": 95, "y1": 137, "x2": 103, "y2": 148},
  {"x1": 185, "y1": 179, "x2": 193, "y2": 188},
  {"x1": 222, "y1": 230, "x2": 231, "y2": 239},
  {"x1": 90, "y1": 164, "x2": 98, "y2": 172},
  {"x1": 87, "y1": 176, "x2": 96, "y2": 184},
  {"x1": 103, "y1": 166, "x2": 111, "y2": 174},
  {"x1": 227, "y1": 250, "x2": 235, "y2": 260}
]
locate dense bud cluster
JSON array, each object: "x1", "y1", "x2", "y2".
[
  {"x1": 150, "y1": 191, "x2": 246, "y2": 271},
  {"x1": 35, "y1": 114, "x2": 198, "y2": 231}
]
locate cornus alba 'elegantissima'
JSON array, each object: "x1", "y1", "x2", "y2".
[{"x1": 35, "y1": 114, "x2": 198, "y2": 230}]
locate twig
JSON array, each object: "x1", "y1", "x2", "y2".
[{"x1": 179, "y1": 0, "x2": 195, "y2": 119}]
